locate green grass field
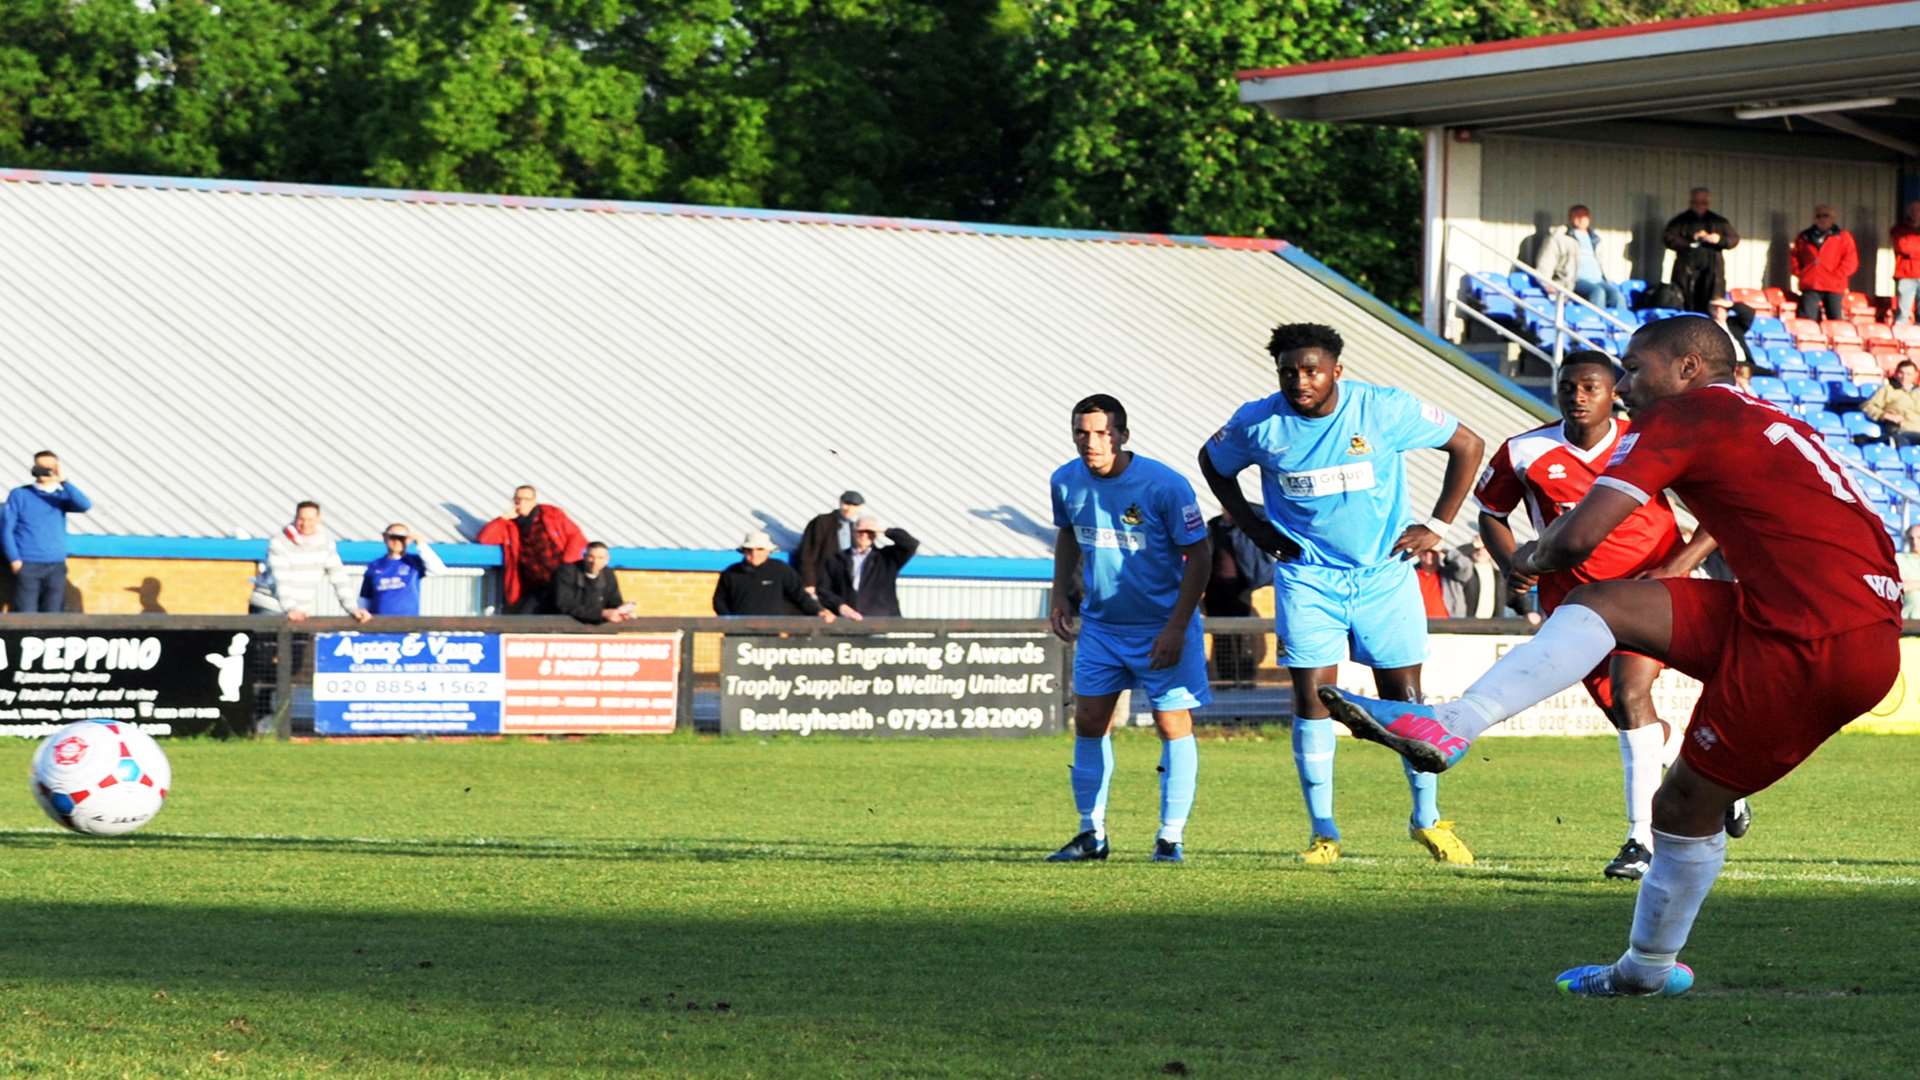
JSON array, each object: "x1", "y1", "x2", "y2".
[{"x1": 2, "y1": 730, "x2": 1917, "y2": 1078}]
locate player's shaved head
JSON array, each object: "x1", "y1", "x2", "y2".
[{"x1": 1632, "y1": 315, "x2": 1736, "y2": 375}]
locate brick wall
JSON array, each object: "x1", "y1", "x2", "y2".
[{"x1": 2, "y1": 557, "x2": 255, "y2": 614}]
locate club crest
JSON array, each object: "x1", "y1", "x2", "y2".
[
  {"x1": 1121, "y1": 503, "x2": 1144, "y2": 526},
  {"x1": 1347, "y1": 434, "x2": 1371, "y2": 456}
]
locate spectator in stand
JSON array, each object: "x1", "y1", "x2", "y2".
[
  {"x1": 249, "y1": 500, "x2": 370, "y2": 622},
  {"x1": 1710, "y1": 298, "x2": 1759, "y2": 368},
  {"x1": 1789, "y1": 205, "x2": 1859, "y2": 321},
  {"x1": 477, "y1": 485, "x2": 586, "y2": 614},
  {"x1": 714, "y1": 531, "x2": 835, "y2": 621},
  {"x1": 818, "y1": 515, "x2": 919, "y2": 619},
  {"x1": 1662, "y1": 187, "x2": 1739, "y2": 314},
  {"x1": 1203, "y1": 506, "x2": 1275, "y2": 686},
  {"x1": 1863, "y1": 359, "x2": 1920, "y2": 447},
  {"x1": 795, "y1": 491, "x2": 864, "y2": 595},
  {"x1": 359, "y1": 522, "x2": 447, "y2": 617},
  {"x1": 1440, "y1": 536, "x2": 1507, "y2": 620},
  {"x1": 1893, "y1": 200, "x2": 1920, "y2": 326},
  {"x1": 552, "y1": 541, "x2": 635, "y2": 624},
  {"x1": 1731, "y1": 358, "x2": 1755, "y2": 394},
  {"x1": 1563, "y1": 205, "x2": 1623, "y2": 310},
  {"x1": 2, "y1": 450, "x2": 91, "y2": 613},
  {"x1": 1899, "y1": 524, "x2": 1920, "y2": 620}
]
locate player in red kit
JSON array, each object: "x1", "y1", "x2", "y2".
[
  {"x1": 1322, "y1": 316, "x2": 1902, "y2": 997},
  {"x1": 1474, "y1": 352, "x2": 1731, "y2": 881}
]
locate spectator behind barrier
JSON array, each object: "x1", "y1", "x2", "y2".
[
  {"x1": 249, "y1": 500, "x2": 369, "y2": 623},
  {"x1": 477, "y1": 484, "x2": 586, "y2": 614},
  {"x1": 1863, "y1": 360, "x2": 1920, "y2": 447},
  {"x1": 1893, "y1": 200, "x2": 1920, "y2": 326},
  {"x1": 1564, "y1": 205, "x2": 1624, "y2": 310},
  {"x1": 818, "y1": 514, "x2": 919, "y2": 619},
  {"x1": 1440, "y1": 536, "x2": 1513, "y2": 619},
  {"x1": 1789, "y1": 205, "x2": 1859, "y2": 321},
  {"x1": 2, "y1": 450, "x2": 91, "y2": 613},
  {"x1": 359, "y1": 522, "x2": 447, "y2": 617},
  {"x1": 795, "y1": 490, "x2": 864, "y2": 596},
  {"x1": 1202, "y1": 506, "x2": 1273, "y2": 686},
  {"x1": 1663, "y1": 187, "x2": 1738, "y2": 314},
  {"x1": 552, "y1": 541, "x2": 634, "y2": 624},
  {"x1": 714, "y1": 530, "x2": 834, "y2": 621},
  {"x1": 1413, "y1": 549, "x2": 1450, "y2": 618}
]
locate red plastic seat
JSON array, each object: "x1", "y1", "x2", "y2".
[
  {"x1": 1731, "y1": 287, "x2": 1773, "y2": 314},
  {"x1": 1826, "y1": 321, "x2": 1864, "y2": 346},
  {"x1": 1845, "y1": 291, "x2": 1877, "y2": 316},
  {"x1": 1789, "y1": 317, "x2": 1827, "y2": 345},
  {"x1": 1765, "y1": 286, "x2": 1791, "y2": 311},
  {"x1": 1839, "y1": 349, "x2": 1881, "y2": 379},
  {"x1": 1895, "y1": 324, "x2": 1920, "y2": 348},
  {"x1": 1863, "y1": 322, "x2": 1898, "y2": 345}
]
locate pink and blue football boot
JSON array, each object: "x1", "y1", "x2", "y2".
[{"x1": 1316, "y1": 687, "x2": 1471, "y2": 774}]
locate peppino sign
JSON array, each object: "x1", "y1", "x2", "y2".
[{"x1": 0, "y1": 630, "x2": 260, "y2": 737}]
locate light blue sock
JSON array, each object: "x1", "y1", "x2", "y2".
[
  {"x1": 1291, "y1": 716, "x2": 1339, "y2": 840},
  {"x1": 1157, "y1": 735, "x2": 1197, "y2": 843},
  {"x1": 1405, "y1": 759, "x2": 1439, "y2": 830},
  {"x1": 1071, "y1": 734, "x2": 1114, "y2": 838}
]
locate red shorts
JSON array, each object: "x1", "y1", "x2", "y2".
[
  {"x1": 1662, "y1": 577, "x2": 1900, "y2": 794},
  {"x1": 1540, "y1": 576, "x2": 1660, "y2": 715}
]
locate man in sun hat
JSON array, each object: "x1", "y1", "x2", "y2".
[{"x1": 713, "y1": 530, "x2": 836, "y2": 620}]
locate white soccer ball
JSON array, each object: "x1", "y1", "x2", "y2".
[{"x1": 29, "y1": 719, "x2": 172, "y2": 836}]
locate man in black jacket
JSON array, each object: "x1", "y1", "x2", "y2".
[
  {"x1": 714, "y1": 531, "x2": 836, "y2": 621},
  {"x1": 1662, "y1": 187, "x2": 1739, "y2": 314},
  {"x1": 818, "y1": 516, "x2": 919, "y2": 618},
  {"x1": 553, "y1": 541, "x2": 632, "y2": 624},
  {"x1": 794, "y1": 491, "x2": 864, "y2": 595}
]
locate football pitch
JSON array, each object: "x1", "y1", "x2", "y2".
[{"x1": 2, "y1": 732, "x2": 1917, "y2": 1078}]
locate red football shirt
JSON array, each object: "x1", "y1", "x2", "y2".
[
  {"x1": 1475, "y1": 417, "x2": 1682, "y2": 586},
  {"x1": 1598, "y1": 384, "x2": 1901, "y2": 638}
]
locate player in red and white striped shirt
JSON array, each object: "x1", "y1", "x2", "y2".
[{"x1": 1474, "y1": 353, "x2": 1725, "y2": 880}]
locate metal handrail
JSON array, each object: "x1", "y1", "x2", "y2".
[{"x1": 1448, "y1": 223, "x2": 1639, "y2": 336}]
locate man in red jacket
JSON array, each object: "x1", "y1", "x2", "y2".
[
  {"x1": 1789, "y1": 205, "x2": 1859, "y2": 320},
  {"x1": 476, "y1": 484, "x2": 588, "y2": 613},
  {"x1": 1893, "y1": 200, "x2": 1920, "y2": 326}
]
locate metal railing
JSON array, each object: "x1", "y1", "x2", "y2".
[{"x1": 1445, "y1": 224, "x2": 1639, "y2": 373}]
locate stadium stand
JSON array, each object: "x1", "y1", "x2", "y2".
[{"x1": 0, "y1": 169, "x2": 1551, "y2": 614}]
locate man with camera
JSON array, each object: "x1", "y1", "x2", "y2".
[{"x1": 3, "y1": 451, "x2": 92, "y2": 613}]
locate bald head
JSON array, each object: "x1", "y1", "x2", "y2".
[
  {"x1": 1633, "y1": 315, "x2": 1737, "y2": 375},
  {"x1": 1620, "y1": 315, "x2": 1739, "y2": 412}
]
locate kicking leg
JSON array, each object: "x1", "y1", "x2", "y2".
[
  {"x1": 1321, "y1": 580, "x2": 1674, "y2": 772},
  {"x1": 1287, "y1": 665, "x2": 1343, "y2": 863},
  {"x1": 1152, "y1": 709, "x2": 1197, "y2": 862}
]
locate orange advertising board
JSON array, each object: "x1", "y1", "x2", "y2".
[{"x1": 500, "y1": 632, "x2": 681, "y2": 734}]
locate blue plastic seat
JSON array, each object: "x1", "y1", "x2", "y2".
[
  {"x1": 1509, "y1": 271, "x2": 1545, "y2": 298},
  {"x1": 1827, "y1": 379, "x2": 1862, "y2": 405},
  {"x1": 1482, "y1": 296, "x2": 1517, "y2": 318},
  {"x1": 1846, "y1": 412, "x2": 1884, "y2": 440},
  {"x1": 1469, "y1": 272, "x2": 1505, "y2": 299},
  {"x1": 1750, "y1": 316, "x2": 1791, "y2": 345},
  {"x1": 1749, "y1": 375, "x2": 1790, "y2": 405},
  {"x1": 1785, "y1": 377, "x2": 1826, "y2": 404},
  {"x1": 1834, "y1": 441, "x2": 1868, "y2": 465},
  {"x1": 1865, "y1": 442, "x2": 1904, "y2": 468},
  {"x1": 1766, "y1": 345, "x2": 1805, "y2": 370},
  {"x1": 1898, "y1": 445, "x2": 1920, "y2": 470},
  {"x1": 1811, "y1": 410, "x2": 1847, "y2": 436}
]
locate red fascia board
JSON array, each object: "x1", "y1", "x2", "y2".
[{"x1": 1236, "y1": 0, "x2": 1905, "y2": 81}]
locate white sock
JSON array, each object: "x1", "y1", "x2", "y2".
[
  {"x1": 1158, "y1": 819, "x2": 1186, "y2": 844},
  {"x1": 1620, "y1": 726, "x2": 1664, "y2": 849},
  {"x1": 1615, "y1": 829, "x2": 1726, "y2": 990},
  {"x1": 1442, "y1": 605, "x2": 1617, "y2": 741},
  {"x1": 1660, "y1": 720, "x2": 1685, "y2": 769}
]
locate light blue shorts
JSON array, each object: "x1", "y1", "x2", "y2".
[
  {"x1": 1274, "y1": 559, "x2": 1428, "y2": 670},
  {"x1": 1073, "y1": 617, "x2": 1213, "y2": 712}
]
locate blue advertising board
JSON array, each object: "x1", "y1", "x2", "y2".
[{"x1": 313, "y1": 633, "x2": 503, "y2": 735}]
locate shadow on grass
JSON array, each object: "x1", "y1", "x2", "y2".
[{"x1": 1, "y1": 893, "x2": 1918, "y2": 1075}]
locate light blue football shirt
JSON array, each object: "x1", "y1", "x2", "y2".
[
  {"x1": 1050, "y1": 453, "x2": 1208, "y2": 628},
  {"x1": 1205, "y1": 381, "x2": 1458, "y2": 570}
]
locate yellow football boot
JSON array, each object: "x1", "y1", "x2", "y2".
[
  {"x1": 1410, "y1": 819, "x2": 1474, "y2": 864},
  {"x1": 1297, "y1": 835, "x2": 1341, "y2": 865}
]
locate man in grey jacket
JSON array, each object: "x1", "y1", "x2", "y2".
[{"x1": 249, "y1": 500, "x2": 369, "y2": 622}]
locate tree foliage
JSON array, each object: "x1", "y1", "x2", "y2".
[{"x1": 0, "y1": 0, "x2": 1790, "y2": 310}]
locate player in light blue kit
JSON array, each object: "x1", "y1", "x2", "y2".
[
  {"x1": 1047, "y1": 395, "x2": 1212, "y2": 863},
  {"x1": 1199, "y1": 324, "x2": 1485, "y2": 865}
]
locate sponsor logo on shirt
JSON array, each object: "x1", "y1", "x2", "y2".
[
  {"x1": 1181, "y1": 503, "x2": 1204, "y2": 533},
  {"x1": 1077, "y1": 526, "x2": 1146, "y2": 552},
  {"x1": 1693, "y1": 726, "x2": 1718, "y2": 751},
  {"x1": 1211, "y1": 427, "x2": 1228, "y2": 444},
  {"x1": 1607, "y1": 433, "x2": 1639, "y2": 467},
  {"x1": 1865, "y1": 574, "x2": 1902, "y2": 603},
  {"x1": 1121, "y1": 503, "x2": 1144, "y2": 526},
  {"x1": 1347, "y1": 434, "x2": 1372, "y2": 456},
  {"x1": 1421, "y1": 402, "x2": 1449, "y2": 425},
  {"x1": 1279, "y1": 461, "x2": 1376, "y2": 499},
  {"x1": 1474, "y1": 464, "x2": 1494, "y2": 492},
  {"x1": 1546, "y1": 463, "x2": 1567, "y2": 480}
]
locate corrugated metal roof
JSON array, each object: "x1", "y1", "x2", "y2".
[{"x1": 0, "y1": 169, "x2": 1548, "y2": 558}]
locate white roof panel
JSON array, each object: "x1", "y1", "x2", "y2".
[{"x1": 2, "y1": 170, "x2": 1548, "y2": 557}]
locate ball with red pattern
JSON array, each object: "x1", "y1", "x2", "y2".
[{"x1": 29, "y1": 718, "x2": 172, "y2": 836}]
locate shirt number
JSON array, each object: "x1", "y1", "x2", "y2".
[{"x1": 1764, "y1": 421, "x2": 1867, "y2": 505}]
